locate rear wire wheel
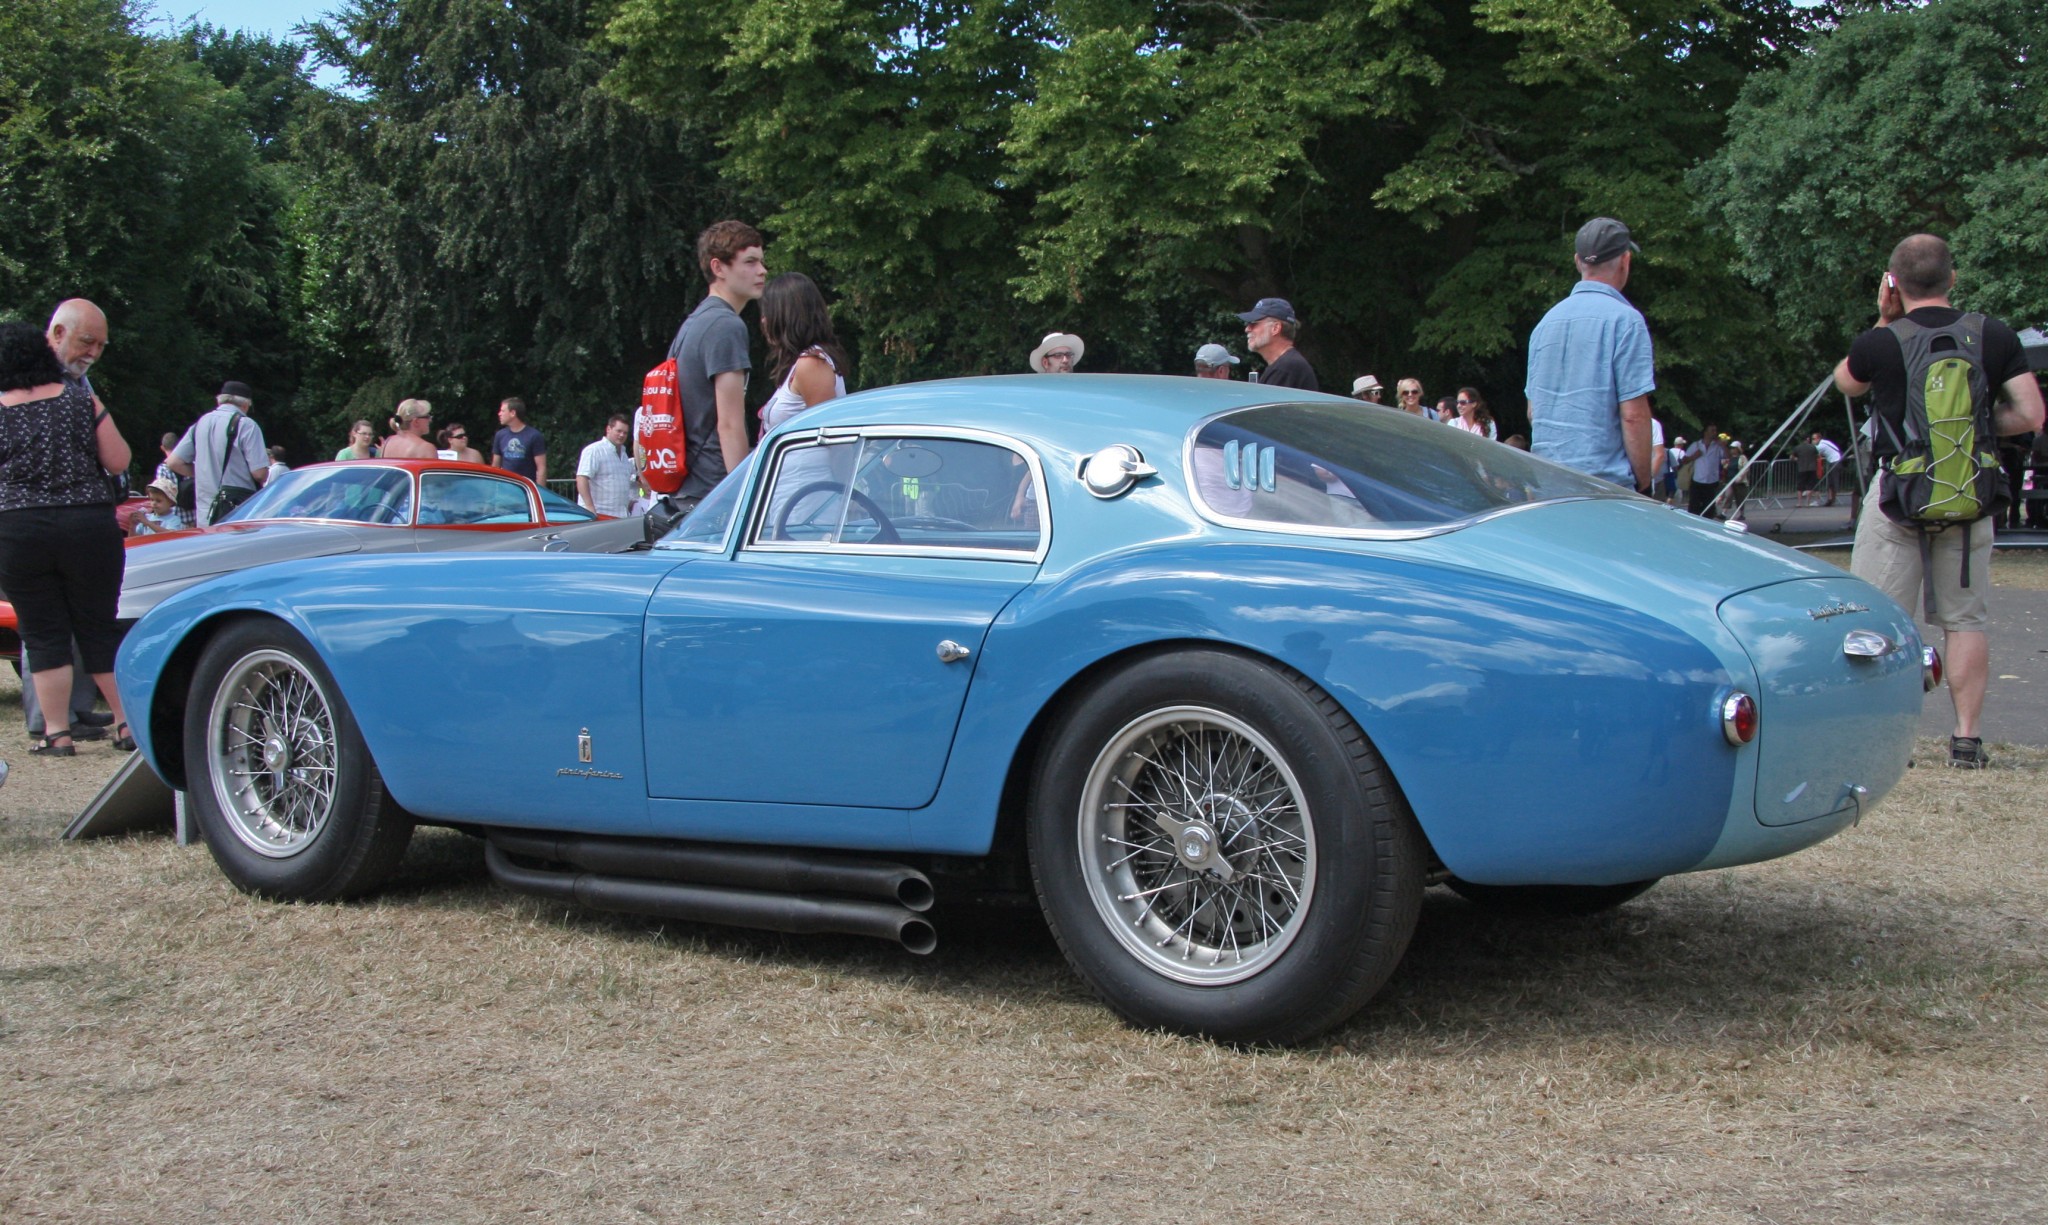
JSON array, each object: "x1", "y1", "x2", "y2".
[{"x1": 1029, "y1": 650, "x2": 1422, "y2": 1043}]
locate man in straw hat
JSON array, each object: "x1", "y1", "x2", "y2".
[{"x1": 1029, "y1": 332, "x2": 1084, "y2": 373}]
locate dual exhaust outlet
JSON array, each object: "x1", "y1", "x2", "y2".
[{"x1": 484, "y1": 831, "x2": 938, "y2": 954}]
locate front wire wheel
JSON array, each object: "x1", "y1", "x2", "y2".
[
  {"x1": 207, "y1": 649, "x2": 341, "y2": 857},
  {"x1": 1080, "y1": 707, "x2": 1316, "y2": 985},
  {"x1": 185, "y1": 619, "x2": 412, "y2": 902}
]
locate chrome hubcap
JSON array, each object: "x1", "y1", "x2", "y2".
[
  {"x1": 208, "y1": 649, "x2": 339, "y2": 858},
  {"x1": 1078, "y1": 706, "x2": 1316, "y2": 985}
]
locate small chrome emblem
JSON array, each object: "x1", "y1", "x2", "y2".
[
  {"x1": 578, "y1": 728, "x2": 593, "y2": 763},
  {"x1": 1808, "y1": 601, "x2": 1868, "y2": 621}
]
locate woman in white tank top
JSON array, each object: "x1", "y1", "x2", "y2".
[
  {"x1": 759, "y1": 274, "x2": 852, "y2": 523},
  {"x1": 759, "y1": 273, "x2": 849, "y2": 433}
]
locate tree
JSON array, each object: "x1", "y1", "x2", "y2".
[
  {"x1": 605, "y1": 0, "x2": 1827, "y2": 439},
  {"x1": 0, "y1": 0, "x2": 297, "y2": 466},
  {"x1": 1697, "y1": 0, "x2": 2048, "y2": 358},
  {"x1": 295, "y1": 0, "x2": 731, "y2": 451}
]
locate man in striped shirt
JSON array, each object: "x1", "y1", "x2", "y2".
[{"x1": 575, "y1": 414, "x2": 637, "y2": 517}]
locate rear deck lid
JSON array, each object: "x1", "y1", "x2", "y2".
[{"x1": 1718, "y1": 578, "x2": 1921, "y2": 826}]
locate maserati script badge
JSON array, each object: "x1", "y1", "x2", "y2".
[{"x1": 1808, "y1": 601, "x2": 1869, "y2": 621}]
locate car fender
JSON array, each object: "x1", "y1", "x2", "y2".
[{"x1": 924, "y1": 541, "x2": 1741, "y2": 884}]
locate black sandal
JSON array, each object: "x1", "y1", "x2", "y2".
[
  {"x1": 112, "y1": 722, "x2": 136, "y2": 753},
  {"x1": 32, "y1": 729, "x2": 76, "y2": 757}
]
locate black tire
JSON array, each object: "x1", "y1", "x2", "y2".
[
  {"x1": 1028, "y1": 650, "x2": 1423, "y2": 1044},
  {"x1": 184, "y1": 618, "x2": 412, "y2": 902},
  {"x1": 1443, "y1": 877, "x2": 1660, "y2": 917}
]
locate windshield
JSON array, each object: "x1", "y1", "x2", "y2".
[
  {"x1": 654, "y1": 453, "x2": 755, "y2": 550},
  {"x1": 222, "y1": 466, "x2": 414, "y2": 525},
  {"x1": 1189, "y1": 403, "x2": 1627, "y2": 534}
]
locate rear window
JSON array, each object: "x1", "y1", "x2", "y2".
[{"x1": 1189, "y1": 403, "x2": 1627, "y2": 533}]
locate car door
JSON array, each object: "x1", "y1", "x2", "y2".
[{"x1": 643, "y1": 429, "x2": 1046, "y2": 811}]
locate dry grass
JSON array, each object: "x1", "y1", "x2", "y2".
[{"x1": 4, "y1": 687, "x2": 2047, "y2": 1221}]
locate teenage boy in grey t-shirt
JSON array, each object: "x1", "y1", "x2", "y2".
[{"x1": 666, "y1": 220, "x2": 767, "y2": 504}]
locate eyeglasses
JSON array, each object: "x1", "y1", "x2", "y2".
[
  {"x1": 1400, "y1": 389, "x2": 1421, "y2": 396},
  {"x1": 448, "y1": 432, "x2": 466, "y2": 440},
  {"x1": 1456, "y1": 397, "x2": 1475, "y2": 405}
]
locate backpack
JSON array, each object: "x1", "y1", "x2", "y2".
[
  {"x1": 1876, "y1": 312, "x2": 2005, "y2": 616},
  {"x1": 637, "y1": 358, "x2": 687, "y2": 495}
]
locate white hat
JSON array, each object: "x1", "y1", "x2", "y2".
[
  {"x1": 1193, "y1": 343, "x2": 1239, "y2": 368},
  {"x1": 1351, "y1": 374, "x2": 1384, "y2": 395},
  {"x1": 1028, "y1": 332, "x2": 1085, "y2": 373}
]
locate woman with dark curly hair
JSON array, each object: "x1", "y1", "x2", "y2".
[{"x1": 0, "y1": 320, "x2": 133, "y2": 755}]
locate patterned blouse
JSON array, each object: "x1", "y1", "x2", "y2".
[{"x1": 0, "y1": 381, "x2": 113, "y2": 512}]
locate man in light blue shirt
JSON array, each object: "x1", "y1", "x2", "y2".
[{"x1": 1525, "y1": 217, "x2": 1656, "y2": 491}]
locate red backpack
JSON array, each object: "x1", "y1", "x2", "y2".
[{"x1": 637, "y1": 358, "x2": 687, "y2": 495}]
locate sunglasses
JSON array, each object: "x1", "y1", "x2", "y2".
[{"x1": 1456, "y1": 398, "x2": 1475, "y2": 405}]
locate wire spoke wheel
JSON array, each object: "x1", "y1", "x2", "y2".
[
  {"x1": 207, "y1": 648, "x2": 341, "y2": 858},
  {"x1": 1078, "y1": 706, "x2": 1316, "y2": 985}
]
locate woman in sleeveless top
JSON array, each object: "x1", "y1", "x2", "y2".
[
  {"x1": 0, "y1": 322, "x2": 134, "y2": 755},
  {"x1": 759, "y1": 272, "x2": 849, "y2": 433},
  {"x1": 758, "y1": 275, "x2": 851, "y2": 523}
]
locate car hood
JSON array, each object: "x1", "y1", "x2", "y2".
[{"x1": 120, "y1": 522, "x2": 368, "y2": 620}]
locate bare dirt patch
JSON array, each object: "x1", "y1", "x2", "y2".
[{"x1": 4, "y1": 680, "x2": 2045, "y2": 1221}]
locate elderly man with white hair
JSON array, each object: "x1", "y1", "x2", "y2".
[{"x1": 168, "y1": 379, "x2": 270, "y2": 526}]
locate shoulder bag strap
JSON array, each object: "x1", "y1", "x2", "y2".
[{"x1": 216, "y1": 409, "x2": 241, "y2": 481}]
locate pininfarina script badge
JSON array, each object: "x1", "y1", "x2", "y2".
[{"x1": 1807, "y1": 601, "x2": 1869, "y2": 620}]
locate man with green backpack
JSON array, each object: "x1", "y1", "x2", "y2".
[{"x1": 1834, "y1": 233, "x2": 2045, "y2": 768}]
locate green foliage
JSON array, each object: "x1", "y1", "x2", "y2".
[
  {"x1": 604, "y1": 0, "x2": 1821, "y2": 439},
  {"x1": 604, "y1": 0, "x2": 1050, "y2": 383},
  {"x1": 294, "y1": 0, "x2": 729, "y2": 447},
  {"x1": 0, "y1": 0, "x2": 297, "y2": 465},
  {"x1": 1698, "y1": 0, "x2": 2048, "y2": 355}
]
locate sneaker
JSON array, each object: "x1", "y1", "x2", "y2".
[{"x1": 1948, "y1": 736, "x2": 1991, "y2": 769}]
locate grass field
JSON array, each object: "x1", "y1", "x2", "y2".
[{"x1": 3, "y1": 563, "x2": 2045, "y2": 1222}]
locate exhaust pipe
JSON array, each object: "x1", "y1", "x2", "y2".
[
  {"x1": 485, "y1": 843, "x2": 938, "y2": 955},
  {"x1": 487, "y1": 831, "x2": 935, "y2": 912}
]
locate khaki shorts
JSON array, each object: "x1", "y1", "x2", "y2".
[{"x1": 1850, "y1": 496, "x2": 1992, "y2": 632}]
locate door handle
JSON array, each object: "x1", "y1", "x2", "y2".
[{"x1": 936, "y1": 640, "x2": 971, "y2": 663}]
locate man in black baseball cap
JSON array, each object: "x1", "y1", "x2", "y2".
[
  {"x1": 1574, "y1": 216, "x2": 1640, "y2": 265},
  {"x1": 1236, "y1": 297, "x2": 1318, "y2": 391}
]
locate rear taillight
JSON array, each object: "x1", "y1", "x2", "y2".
[
  {"x1": 1923, "y1": 645, "x2": 1943, "y2": 692},
  {"x1": 1721, "y1": 691, "x2": 1758, "y2": 746}
]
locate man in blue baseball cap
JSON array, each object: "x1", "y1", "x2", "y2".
[{"x1": 1237, "y1": 298, "x2": 1319, "y2": 391}]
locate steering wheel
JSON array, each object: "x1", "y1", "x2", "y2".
[{"x1": 772, "y1": 481, "x2": 900, "y2": 544}]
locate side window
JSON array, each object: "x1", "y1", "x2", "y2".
[
  {"x1": 420, "y1": 473, "x2": 538, "y2": 525},
  {"x1": 750, "y1": 436, "x2": 1042, "y2": 554}
]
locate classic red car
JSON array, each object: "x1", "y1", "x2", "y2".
[{"x1": 3, "y1": 460, "x2": 642, "y2": 667}]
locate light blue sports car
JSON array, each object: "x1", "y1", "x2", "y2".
[{"x1": 115, "y1": 376, "x2": 1932, "y2": 1043}]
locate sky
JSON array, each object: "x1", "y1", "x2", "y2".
[{"x1": 150, "y1": 1, "x2": 338, "y2": 41}]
